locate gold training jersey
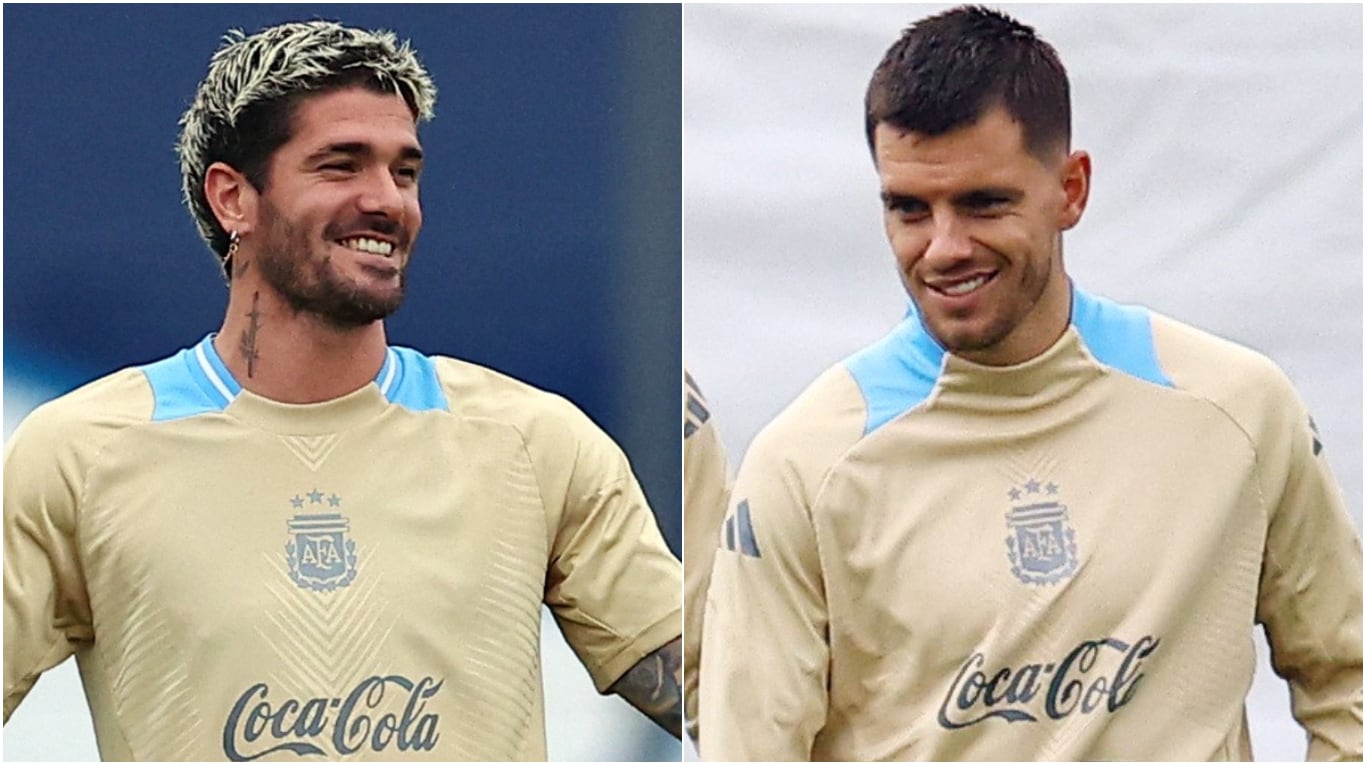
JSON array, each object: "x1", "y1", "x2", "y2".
[
  {"x1": 700, "y1": 287, "x2": 1363, "y2": 761},
  {"x1": 4, "y1": 336, "x2": 682, "y2": 761},
  {"x1": 682, "y1": 372, "x2": 731, "y2": 741}
]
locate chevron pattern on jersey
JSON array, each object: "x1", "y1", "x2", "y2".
[
  {"x1": 259, "y1": 542, "x2": 394, "y2": 700},
  {"x1": 279, "y1": 434, "x2": 343, "y2": 472},
  {"x1": 443, "y1": 451, "x2": 549, "y2": 759},
  {"x1": 100, "y1": 560, "x2": 206, "y2": 760}
]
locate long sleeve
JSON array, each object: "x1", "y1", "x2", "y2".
[
  {"x1": 698, "y1": 419, "x2": 830, "y2": 761},
  {"x1": 1255, "y1": 381, "x2": 1363, "y2": 760}
]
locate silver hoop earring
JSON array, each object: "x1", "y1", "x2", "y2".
[{"x1": 221, "y1": 230, "x2": 240, "y2": 281}]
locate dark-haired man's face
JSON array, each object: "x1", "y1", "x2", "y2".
[
  {"x1": 875, "y1": 105, "x2": 1089, "y2": 366},
  {"x1": 252, "y1": 86, "x2": 424, "y2": 328}
]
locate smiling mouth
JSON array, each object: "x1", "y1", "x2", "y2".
[
  {"x1": 928, "y1": 271, "x2": 997, "y2": 297},
  {"x1": 336, "y1": 236, "x2": 395, "y2": 257}
]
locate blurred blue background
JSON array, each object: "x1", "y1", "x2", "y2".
[{"x1": 3, "y1": 4, "x2": 680, "y2": 761}]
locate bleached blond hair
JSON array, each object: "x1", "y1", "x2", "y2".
[{"x1": 177, "y1": 20, "x2": 436, "y2": 271}]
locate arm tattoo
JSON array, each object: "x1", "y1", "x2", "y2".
[
  {"x1": 608, "y1": 637, "x2": 682, "y2": 739},
  {"x1": 240, "y1": 291, "x2": 262, "y2": 378}
]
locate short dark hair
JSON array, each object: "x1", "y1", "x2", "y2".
[{"x1": 864, "y1": 5, "x2": 1070, "y2": 159}]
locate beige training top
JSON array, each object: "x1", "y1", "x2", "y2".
[
  {"x1": 683, "y1": 371, "x2": 731, "y2": 742},
  {"x1": 701, "y1": 286, "x2": 1362, "y2": 761},
  {"x1": 5, "y1": 335, "x2": 682, "y2": 761}
]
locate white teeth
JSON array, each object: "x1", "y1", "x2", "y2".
[
  {"x1": 941, "y1": 275, "x2": 988, "y2": 296},
  {"x1": 338, "y1": 237, "x2": 394, "y2": 256}
]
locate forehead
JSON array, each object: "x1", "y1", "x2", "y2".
[
  {"x1": 284, "y1": 86, "x2": 420, "y2": 151},
  {"x1": 874, "y1": 106, "x2": 1045, "y2": 191}
]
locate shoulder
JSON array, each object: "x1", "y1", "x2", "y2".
[
  {"x1": 5, "y1": 366, "x2": 155, "y2": 483},
  {"x1": 758, "y1": 363, "x2": 867, "y2": 447},
  {"x1": 1071, "y1": 288, "x2": 1302, "y2": 428},
  {"x1": 1085, "y1": 304, "x2": 1311, "y2": 462},
  {"x1": 419, "y1": 353, "x2": 612, "y2": 451},
  {"x1": 1147, "y1": 310, "x2": 1303, "y2": 424},
  {"x1": 753, "y1": 312, "x2": 941, "y2": 460},
  {"x1": 427, "y1": 354, "x2": 590, "y2": 421},
  {"x1": 1148, "y1": 310, "x2": 1286, "y2": 382},
  {"x1": 738, "y1": 355, "x2": 878, "y2": 506},
  {"x1": 9, "y1": 367, "x2": 154, "y2": 446}
]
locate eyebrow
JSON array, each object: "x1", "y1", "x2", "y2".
[
  {"x1": 306, "y1": 142, "x2": 424, "y2": 163},
  {"x1": 954, "y1": 188, "x2": 1022, "y2": 206},
  {"x1": 881, "y1": 187, "x2": 1022, "y2": 208}
]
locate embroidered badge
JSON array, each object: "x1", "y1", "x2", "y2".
[
  {"x1": 1004, "y1": 479, "x2": 1077, "y2": 585},
  {"x1": 286, "y1": 490, "x2": 357, "y2": 592}
]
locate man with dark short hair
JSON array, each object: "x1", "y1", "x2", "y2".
[
  {"x1": 699, "y1": 6, "x2": 1362, "y2": 760},
  {"x1": 4, "y1": 20, "x2": 682, "y2": 760}
]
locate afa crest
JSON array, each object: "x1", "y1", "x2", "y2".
[
  {"x1": 1004, "y1": 479, "x2": 1078, "y2": 585},
  {"x1": 286, "y1": 494, "x2": 357, "y2": 592}
]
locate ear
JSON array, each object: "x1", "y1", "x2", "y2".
[
  {"x1": 203, "y1": 162, "x2": 260, "y2": 238},
  {"x1": 1058, "y1": 150, "x2": 1091, "y2": 232}
]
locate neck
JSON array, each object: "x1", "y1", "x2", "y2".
[{"x1": 214, "y1": 281, "x2": 389, "y2": 404}]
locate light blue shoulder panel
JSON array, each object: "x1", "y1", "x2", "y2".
[
  {"x1": 844, "y1": 307, "x2": 947, "y2": 437},
  {"x1": 384, "y1": 347, "x2": 451, "y2": 413},
  {"x1": 140, "y1": 336, "x2": 236, "y2": 422},
  {"x1": 1070, "y1": 288, "x2": 1174, "y2": 388}
]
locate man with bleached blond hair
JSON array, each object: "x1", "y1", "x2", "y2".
[{"x1": 4, "y1": 20, "x2": 682, "y2": 760}]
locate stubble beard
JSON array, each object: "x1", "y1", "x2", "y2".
[
  {"x1": 255, "y1": 199, "x2": 408, "y2": 329},
  {"x1": 916, "y1": 254, "x2": 1052, "y2": 358}
]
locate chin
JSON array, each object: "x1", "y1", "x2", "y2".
[
  {"x1": 320, "y1": 304, "x2": 400, "y2": 329},
  {"x1": 928, "y1": 318, "x2": 1009, "y2": 355}
]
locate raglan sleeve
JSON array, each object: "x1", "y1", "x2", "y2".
[
  {"x1": 698, "y1": 417, "x2": 829, "y2": 761},
  {"x1": 541, "y1": 398, "x2": 682, "y2": 693},
  {"x1": 1254, "y1": 373, "x2": 1363, "y2": 760},
  {"x1": 682, "y1": 373, "x2": 732, "y2": 741},
  {"x1": 3, "y1": 406, "x2": 94, "y2": 722}
]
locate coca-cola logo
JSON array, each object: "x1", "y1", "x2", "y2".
[
  {"x1": 222, "y1": 675, "x2": 443, "y2": 761},
  {"x1": 937, "y1": 635, "x2": 1159, "y2": 730}
]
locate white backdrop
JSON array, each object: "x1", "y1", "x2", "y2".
[{"x1": 684, "y1": 4, "x2": 1363, "y2": 761}]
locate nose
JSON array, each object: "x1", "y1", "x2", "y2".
[
  {"x1": 922, "y1": 214, "x2": 973, "y2": 267},
  {"x1": 357, "y1": 167, "x2": 406, "y2": 222}
]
